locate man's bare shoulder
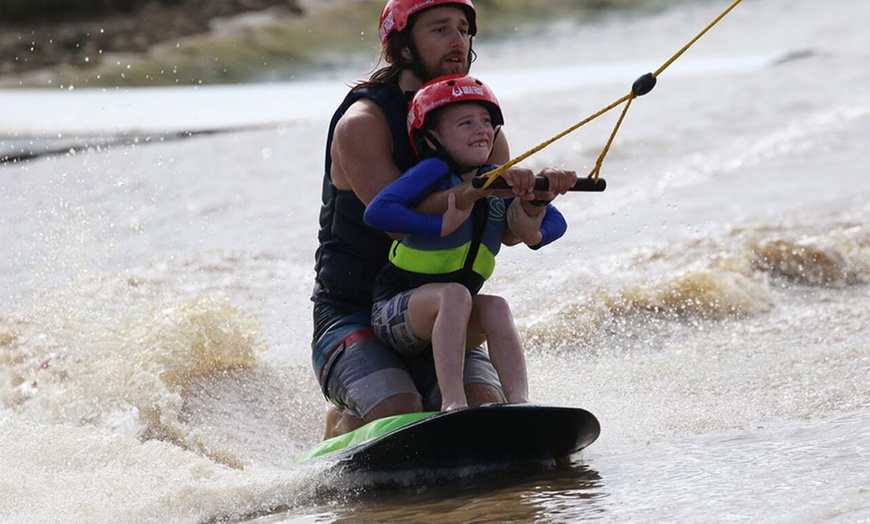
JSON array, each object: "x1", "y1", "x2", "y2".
[
  {"x1": 334, "y1": 98, "x2": 389, "y2": 140},
  {"x1": 330, "y1": 96, "x2": 399, "y2": 199},
  {"x1": 332, "y1": 97, "x2": 393, "y2": 164}
]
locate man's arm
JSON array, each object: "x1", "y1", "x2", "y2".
[
  {"x1": 504, "y1": 200, "x2": 567, "y2": 249},
  {"x1": 330, "y1": 99, "x2": 402, "y2": 205}
]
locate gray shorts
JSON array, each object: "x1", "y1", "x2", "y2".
[
  {"x1": 371, "y1": 290, "x2": 430, "y2": 357},
  {"x1": 318, "y1": 318, "x2": 502, "y2": 418}
]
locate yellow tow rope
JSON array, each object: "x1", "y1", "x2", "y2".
[{"x1": 479, "y1": 0, "x2": 745, "y2": 189}]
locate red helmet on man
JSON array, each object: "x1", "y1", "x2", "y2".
[
  {"x1": 407, "y1": 74, "x2": 503, "y2": 157},
  {"x1": 379, "y1": 0, "x2": 477, "y2": 45}
]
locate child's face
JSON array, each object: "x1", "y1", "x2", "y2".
[{"x1": 429, "y1": 102, "x2": 495, "y2": 168}]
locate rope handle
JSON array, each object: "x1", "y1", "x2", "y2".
[{"x1": 471, "y1": 175, "x2": 606, "y2": 192}]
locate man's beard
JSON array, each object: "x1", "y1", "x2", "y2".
[{"x1": 418, "y1": 51, "x2": 471, "y2": 82}]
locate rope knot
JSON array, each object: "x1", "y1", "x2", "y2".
[
  {"x1": 631, "y1": 72, "x2": 657, "y2": 97},
  {"x1": 475, "y1": 0, "x2": 742, "y2": 188}
]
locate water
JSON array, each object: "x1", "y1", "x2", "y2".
[{"x1": 1, "y1": 0, "x2": 869, "y2": 521}]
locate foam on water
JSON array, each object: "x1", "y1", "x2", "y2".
[{"x1": 2, "y1": 0, "x2": 870, "y2": 520}]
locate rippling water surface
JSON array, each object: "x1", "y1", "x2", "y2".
[{"x1": 1, "y1": 0, "x2": 868, "y2": 522}]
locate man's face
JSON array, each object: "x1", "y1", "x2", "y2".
[{"x1": 409, "y1": 6, "x2": 472, "y2": 81}]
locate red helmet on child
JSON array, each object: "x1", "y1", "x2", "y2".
[
  {"x1": 379, "y1": 0, "x2": 477, "y2": 45},
  {"x1": 407, "y1": 74, "x2": 503, "y2": 157}
]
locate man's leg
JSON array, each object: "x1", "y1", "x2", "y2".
[
  {"x1": 466, "y1": 382, "x2": 506, "y2": 405},
  {"x1": 319, "y1": 326, "x2": 424, "y2": 440},
  {"x1": 324, "y1": 392, "x2": 422, "y2": 440}
]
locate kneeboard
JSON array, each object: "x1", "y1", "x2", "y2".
[{"x1": 299, "y1": 404, "x2": 600, "y2": 474}]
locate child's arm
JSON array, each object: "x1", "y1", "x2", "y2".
[{"x1": 364, "y1": 158, "x2": 461, "y2": 237}]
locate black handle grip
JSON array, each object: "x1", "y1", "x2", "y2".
[{"x1": 471, "y1": 176, "x2": 606, "y2": 192}]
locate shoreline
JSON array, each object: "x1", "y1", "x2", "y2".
[{"x1": 0, "y1": 0, "x2": 674, "y2": 89}]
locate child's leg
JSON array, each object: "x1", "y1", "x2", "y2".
[
  {"x1": 469, "y1": 294, "x2": 529, "y2": 404},
  {"x1": 408, "y1": 282, "x2": 474, "y2": 411}
]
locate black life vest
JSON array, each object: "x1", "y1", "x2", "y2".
[{"x1": 313, "y1": 83, "x2": 418, "y2": 312}]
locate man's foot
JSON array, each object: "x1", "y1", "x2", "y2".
[
  {"x1": 323, "y1": 405, "x2": 362, "y2": 440},
  {"x1": 322, "y1": 392, "x2": 423, "y2": 440}
]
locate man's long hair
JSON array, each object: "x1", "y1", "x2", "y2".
[{"x1": 355, "y1": 16, "x2": 476, "y2": 89}]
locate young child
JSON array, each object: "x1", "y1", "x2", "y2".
[{"x1": 364, "y1": 74, "x2": 570, "y2": 411}]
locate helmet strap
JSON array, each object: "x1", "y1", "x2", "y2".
[{"x1": 418, "y1": 131, "x2": 463, "y2": 173}]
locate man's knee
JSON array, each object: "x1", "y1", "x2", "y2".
[
  {"x1": 324, "y1": 405, "x2": 362, "y2": 440},
  {"x1": 466, "y1": 382, "x2": 506, "y2": 405},
  {"x1": 323, "y1": 392, "x2": 423, "y2": 440},
  {"x1": 365, "y1": 392, "x2": 423, "y2": 423}
]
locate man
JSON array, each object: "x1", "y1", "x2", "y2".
[{"x1": 312, "y1": 0, "x2": 576, "y2": 438}]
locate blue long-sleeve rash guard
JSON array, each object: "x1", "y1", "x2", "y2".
[
  {"x1": 531, "y1": 201, "x2": 567, "y2": 250},
  {"x1": 364, "y1": 157, "x2": 567, "y2": 246},
  {"x1": 364, "y1": 158, "x2": 449, "y2": 237}
]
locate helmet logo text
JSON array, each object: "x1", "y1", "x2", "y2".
[{"x1": 452, "y1": 85, "x2": 485, "y2": 98}]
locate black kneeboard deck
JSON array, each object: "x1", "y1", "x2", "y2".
[{"x1": 317, "y1": 404, "x2": 600, "y2": 474}]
